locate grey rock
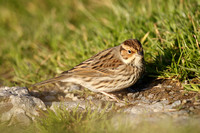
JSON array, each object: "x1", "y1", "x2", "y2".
[
  {"x1": 0, "y1": 103, "x2": 13, "y2": 114},
  {"x1": 14, "y1": 112, "x2": 31, "y2": 126},
  {"x1": 48, "y1": 100, "x2": 114, "y2": 113},
  {"x1": 166, "y1": 85, "x2": 172, "y2": 88},
  {"x1": 65, "y1": 93, "x2": 79, "y2": 101},
  {"x1": 189, "y1": 106, "x2": 195, "y2": 111},
  {"x1": 169, "y1": 91, "x2": 175, "y2": 95},
  {"x1": 86, "y1": 96, "x2": 93, "y2": 100},
  {"x1": 155, "y1": 84, "x2": 162, "y2": 88},
  {"x1": 69, "y1": 84, "x2": 81, "y2": 91},
  {"x1": 130, "y1": 92, "x2": 140, "y2": 99},
  {"x1": 124, "y1": 99, "x2": 173, "y2": 114},
  {"x1": 171, "y1": 100, "x2": 181, "y2": 107},
  {"x1": 124, "y1": 105, "x2": 149, "y2": 114},
  {"x1": 160, "y1": 100, "x2": 169, "y2": 105},
  {"x1": 0, "y1": 86, "x2": 46, "y2": 125},
  {"x1": 49, "y1": 101, "x2": 86, "y2": 112},
  {"x1": 147, "y1": 94, "x2": 154, "y2": 99}
]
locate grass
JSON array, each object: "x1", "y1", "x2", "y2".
[
  {"x1": 0, "y1": 0, "x2": 199, "y2": 89},
  {"x1": 1, "y1": 107, "x2": 200, "y2": 133},
  {"x1": 0, "y1": 0, "x2": 200, "y2": 132}
]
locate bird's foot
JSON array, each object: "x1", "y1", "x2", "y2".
[{"x1": 100, "y1": 91, "x2": 125, "y2": 103}]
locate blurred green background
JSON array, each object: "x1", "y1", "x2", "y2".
[{"x1": 0, "y1": 0, "x2": 199, "y2": 91}]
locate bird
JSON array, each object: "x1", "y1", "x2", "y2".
[{"x1": 32, "y1": 39, "x2": 145, "y2": 102}]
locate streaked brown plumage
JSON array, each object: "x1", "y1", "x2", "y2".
[{"x1": 33, "y1": 39, "x2": 145, "y2": 101}]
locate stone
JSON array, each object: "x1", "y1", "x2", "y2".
[
  {"x1": 130, "y1": 92, "x2": 140, "y2": 99},
  {"x1": 166, "y1": 85, "x2": 172, "y2": 88},
  {"x1": 86, "y1": 96, "x2": 93, "y2": 100},
  {"x1": 59, "y1": 83, "x2": 82, "y2": 93},
  {"x1": 0, "y1": 86, "x2": 46, "y2": 125},
  {"x1": 171, "y1": 100, "x2": 181, "y2": 107},
  {"x1": 49, "y1": 101, "x2": 86, "y2": 112},
  {"x1": 124, "y1": 105, "x2": 149, "y2": 114},
  {"x1": 147, "y1": 94, "x2": 154, "y2": 99},
  {"x1": 68, "y1": 84, "x2": 82, "y2": 92}
]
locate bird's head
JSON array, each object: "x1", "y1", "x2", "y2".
[{"x1": 120, "y1": 39, "x2": 144, "y2": 66}]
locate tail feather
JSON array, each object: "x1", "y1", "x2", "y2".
[{"x1": 31, "y1": 75, "x2": 67, "y2": 87}]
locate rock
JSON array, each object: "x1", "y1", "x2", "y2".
[
  {"x1": 166, "y1": 85, "x2": 172, "y2": 88},
  {"x1": 68, "y1": 84, "x2": 82, "y2": 92},
  {"x1": 59, "y1": 83, "x2": 82, "y2": 93},
  {"x1": 48, "y1": 100, "x2": 114, "y2": 113},
  {"x1": 49, "y1": 101, "x2": 86, "y2": 112},
  {"x1": 171, "y1": 100, "x2": 181, "y2": 107},
  {"x1": 169, "y1": 91, "x2": 175, "y2": 95},
  {"x1": 124, "y1": 100, "x2": 173, "y2": 114},
  {"x1": 182, "y1": 99, "x2": 191, "y2": 104},
  {"x1": 86, "y1": 96, "x2": 93, "y2": 100},
  {"x1": 160, "y1": 99, "x2": 169, "y2": 104},
  {"x1": 147, "y1": 94, "x2": 154, "y2": 99},
  {"x1": 65, "y1": 93, "x2": 77, "y2": 100},
  {"x1": 130, "y1": 92, "x2": 140, "y2": 99},
  {"x1": 14, "y1": 112, "x2": 31, "y2": 126},
  {"x1": 124, "y1": 105, "x2": 149, "y2": 114},
  {"x1": 189, "y1": 106, "x2": 195, "y2": 111},
  {"x1": 155, "y1": 84, "x2": 162, "y2": 88},
  {"x1": 0, "y1": 86, "x2": 46, "y2": 125}
]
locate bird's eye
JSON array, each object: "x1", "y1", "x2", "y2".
[{"x1": 127, "y1": 50, "x2": 132, "y2": 54}]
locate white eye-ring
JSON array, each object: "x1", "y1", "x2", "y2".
[{"x1": 127, "y1": 50, "x2": 132, "y2": 54}]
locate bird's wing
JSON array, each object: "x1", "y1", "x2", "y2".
[
  {"x1": 62, "y1": 47, "x2": 124, "y2": 77},
  {"x1": 32, "y1": 47, "x2": 124, "y2": 87}
]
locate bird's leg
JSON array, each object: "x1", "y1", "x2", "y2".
[{"x1": 100, "y1": 91, "x2": 124, "y2": 103}]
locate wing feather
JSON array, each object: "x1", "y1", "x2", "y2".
[
  {"x1": 62, "y1": 47, "x2": 123, "y2": 77},
  {"x1": 32, "y1": 46, "x2": 124, "y2": 87}
]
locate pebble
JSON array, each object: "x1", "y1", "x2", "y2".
[
  {"x1": 171, "y1": 100, "x2": 181, "y2": 107},
  {"x1": 136, "y1": 93, "x2": 143, "y2": 99},
  {"x1": 182, "y1": 99, "x2": 191, "y2": 104},
  {"x1": 72, "y1": 97, "x2": 79, "y2": 101},
  {"x1": 65, "y1": 93, "x2": 75, "y2": 99},
  {"x1": 127, "y1": 93, "x2": 133, "y2": 97},
  {"x1": 189, "y1": 107, "x2": 195, "y2": 111},
  {"x1": 130, "y1": 92, "x2": 140, "y2": 99},
  {"x1": 68, "y1": 84, "x2": 81, "y2": 92},
  {"x1": 86, "y1": 96, "x2": 93, "y2": 100},
  {"x1": 169, "y1": 91, "x2": 175, "y2": 95},
  {"x1": 194, "y1": 102, "x2": 200, "y2": 106},
  {"x1": 166, "y1": 85, "x2": 172, "y2": 88},
  {"x1": 160, "y1": 100, "x2": 169, "y2": 105},
  {"x1": 147, "y1": 94, "x2": 154, "y2": 99},
  {"x1": 151, "y1": 102, "x2": 164, "y2": 112},
  {"x1": 124, "y1": 106, "x2": 147, "y2": 114},
  {"x1": 194, "y1": 105, "x2": 200, "y2": 109},
  {"x1": 155, "y1": 84, "x2": 162, "y2": 88}
]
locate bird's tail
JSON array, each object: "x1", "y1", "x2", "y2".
[{"x1": 31, "y1": 75, "x2": 67, "y2": 87}]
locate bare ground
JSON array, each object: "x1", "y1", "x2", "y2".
[{"x1": 30, "y1": 78, "x2": 200, "y2": 116}]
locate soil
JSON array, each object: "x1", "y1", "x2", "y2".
[{"x1": 30, "y1": 78, "x2": 200, "y2": 116}]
